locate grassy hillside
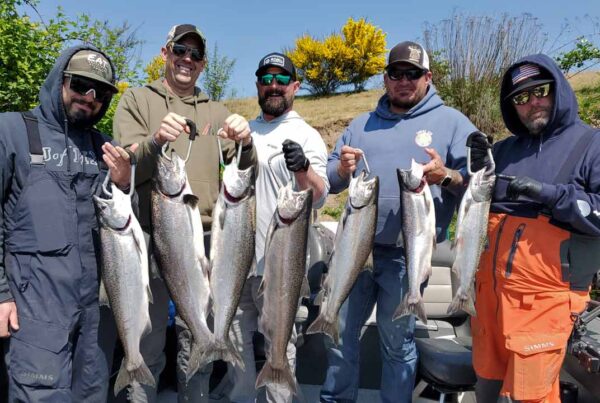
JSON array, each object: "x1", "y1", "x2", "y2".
[{"x1": 225, "y1": 71, "x2": 600, "y2": 220}]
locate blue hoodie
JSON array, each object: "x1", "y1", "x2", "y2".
[
  {"x1": 328, "y1": 85, "x2": 477, "y2": 245},
  {"x1": 492, "y1": 54, "x2": 600, "y2": 236}
]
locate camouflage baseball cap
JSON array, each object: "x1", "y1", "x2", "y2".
[
  {"x1": 165, "y1": 24, "x2": 206, "y2": 49},
  {"x1": 63, "y1": 50, "x2": 118, "y2": 93}
]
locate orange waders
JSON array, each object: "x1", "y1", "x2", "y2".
[{"x1": 472, "y1": 213, "x2": 590, "y2": 403}]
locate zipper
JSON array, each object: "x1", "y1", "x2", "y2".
[
  {"x1": 506, "y1": 224, "x2": 526, "y2": 278},
  {"x1": 493, "y1": 215, "x2": 508, "y2": 316}
]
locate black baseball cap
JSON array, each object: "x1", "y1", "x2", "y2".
[
  {"x1": 386, "y1": 41, "x2": 430, "y2": 71},
  {"x1": 255, "y1": 52, "x2": 296, "y2": 79},
  {"x1": 504, "y1": 63, "x2": 554, "y2": 100}
]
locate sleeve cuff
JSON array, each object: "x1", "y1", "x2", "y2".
[{"x1": 539, "y1": 183, "x2": 558, "y2": 206}]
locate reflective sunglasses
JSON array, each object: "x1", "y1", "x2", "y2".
[
  {"x1": 66, "y1": 75, "x2": 113, "y2": 102},
  {"x1": 170, "y1": 43, "x2": 204, "y2": 62},
  {"x1": 258, "y1": 73, "x2": 292, "y2": 86},
  {"x1": 387, "y1": 68, "x2": 426, "y2": 81},
  {"x1": 511, "y1": 83, "x2": 552, "y2": 105}
]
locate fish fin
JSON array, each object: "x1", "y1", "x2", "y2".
[
  {"x1": 199, "y1": 339, "x2": 245, "y2": 371},
  {"x1": 255, "y1": 361, "x2": 298, "y2": 396},
  {"x1": 447, "y1": 291, "x2": 476, "y2": 317},
  {"x1": 314, "y1": 289, "x2": 324, "y2": 306},
  {"x1": 113, "y1": 356, "x2": 156, "y2": 396},
  {"x1": 432, "y1": 236, "x2": 437, "y2": 251},
  {"x1": 218, "y1": 203, "x2": 226, "y2": 229},
  {"x1": 393, "y1": 294, "x2": 428, "y2": 324},
  {"x1": 363, "y1": 252, "x2": 374, "y2": 271},
  {"x1": 263, "y1": 213, "x2": 279, "y2": 256},
  {"x1": 301, "y1": 276, "x2": 310, "y2": 299},
  {"x1": 183, "y1": 194, "x2": 200, "y2": 208},
  {"x1": 98, "y1": 280, "x2": 110, "y2": 307},
  {"x1": 187, "y1": 338, "x2": 212, "y2": 382},
  {"x1": 257, "y1": 277, "x2": 266, "y2": 299},
  {"x1": 306, "y1": 314, "x2": 340, "y2": 345}
]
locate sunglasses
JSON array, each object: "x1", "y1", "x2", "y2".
[
  {"x1": 387, "y1": 68, "x2": 426, "y2": 81},
  {"x1": 511, "y1": 83, "x2": 552, "y2": 105},
  {"x1": 258, "y1": 73, "x2": 292, "y2": 86},
  {"x1": 171, "y1": 43, "x2": 204, "y2": 62},
  {"x1": 67, "y1": 75, "x2": 113, "y2": 102}
]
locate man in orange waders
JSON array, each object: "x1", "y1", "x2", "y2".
[{"x1": 472, "y1": 55, "x2": 600, "y2": 402}]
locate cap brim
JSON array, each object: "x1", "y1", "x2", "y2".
[
  {"x1": 66, "y1": 71, "x2": 118, "y2": 93},
  {"x1": 505, "y1": 78, "x2": 554, "y2": 100},
  {"x1": 386, "y1": 60, "x2": 427, "y2": 70}
]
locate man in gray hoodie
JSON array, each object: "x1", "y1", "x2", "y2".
[{"x1": 321, "y1": 41, "x2": 478, "y2": 403}]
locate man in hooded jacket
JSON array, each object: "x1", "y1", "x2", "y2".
[
  {"x1": 472, "y1": 54, "x2": 600, "y2": 403},
  {"x1": 321, "y1": 41, "x2": 478, "y2": 403},
  {"x1": 0, "y1": 45, "x2": 135, "y2": 402},
  {"x1": 105, "y1": 24, "x2": 257, "y2": 403}
]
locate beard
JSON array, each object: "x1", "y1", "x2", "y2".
[
  {"x1": 258, "y1": 89, "x2": 292, "y2": 118},
  {"x1": 522, "y1": 107, "x2": 551, "y2": 135},
  {"x1": 389, "y1": 96, "x2": 418, "y2": 111},
  {"x1": 65, "y1": 99, "x2": 100, "y2": 128}
]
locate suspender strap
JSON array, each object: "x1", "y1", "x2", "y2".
[
  {"x1": 90, "y1": 129, "x2": 109, "y2": 171},
  {"x1": 21, "y1": 111, "x2": 44, "y2": 165},
  {"x1": 554, "y1": 128, "x2": 597, "y2": 184}
]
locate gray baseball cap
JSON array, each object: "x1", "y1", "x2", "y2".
[{"x1": 63, "y1": 50, "x2": 118, "y2": 93}]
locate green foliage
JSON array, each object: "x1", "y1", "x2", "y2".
[
  {"x1": 201, "y1": 43, "x2": 235, "y2": 101},
  {"x1": 322, "y1": 204, "x2": 344, "y2": 221},
  {"x1": 575, "y1": 81, "x2": 600, "y2": 127},
  {"x1": 556, "y1": 37, "x2": 600, "y2": 74},
  {"x1": 0, "y1": 0, "x2": 143, "y2": 113},
  {"x1": 288, "y1": 17, "x2": 386, "y2": 96},
  {"x1": 96, "y1": 82, "x2": 128, "y2": 137}
]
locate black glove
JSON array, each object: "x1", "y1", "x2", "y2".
[
  {"x1": 466, "y1": 131, "x2": 493, "y2": 172},
  {"x1": 282, "y1": 139, "x2": 310, "y2": 172},
  {"x1": 506, "y1": 176, "x2": 543, "y2": 201}
]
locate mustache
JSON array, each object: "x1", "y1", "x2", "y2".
[
  {"x1": 527, "y1": 106, "x2": 551, "y2": 118},
  {"x1": 264, "y1": 90, "x2": 285, "y2": 97}
]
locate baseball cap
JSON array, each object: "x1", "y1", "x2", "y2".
[
  {"x1": 255, "y1": 52, "x2": 296, "y2": 79},
  {"x1": 165, "y1": 24, "x2": 206, "y2": 50},
  {"x1": 63, "y1": 50, "x2": 118, "y2": 93},
  {"x1": 504, "y1": 63, "x2": 554, "y2": 100},
  {"x1": 386, "y1": 41, "x2": 430, "y2": 71}
]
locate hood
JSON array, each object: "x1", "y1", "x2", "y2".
[
  {"x1": 146, "y1": 79, "x2": 209, "y2": 105},
  {"x1": 375, "y1": 83, "x2": 444, "y2": 121},
  {"x1": 37, "y1": 44, "x2": 117, "y2": 130},
  {"x1": 500, "y1": 54, "x2": 579, "y2": 137}
]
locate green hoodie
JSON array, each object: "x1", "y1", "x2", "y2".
[{"x1": 113, "y1": 79, "x2": 257, "y2": 229}]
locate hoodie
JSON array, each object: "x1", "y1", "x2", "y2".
[
  {"x1": 492, "y1": 54, "x2": 600, "y2": 236},
  {"x1": 328, "y1": 84, "x2": 477, "y2": 245},
  {"x1": 114, "y1": 79, "x2": 257, "y2": 228},
  {"x1": 0, "y1": 45, "x2": 115, "y2": 302}
]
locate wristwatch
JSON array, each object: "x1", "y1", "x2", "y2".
[{"x1": 439, "y1": 168, "x2": 452, "y2": 187}]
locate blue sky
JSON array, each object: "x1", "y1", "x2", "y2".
[{"x1": 29, "y1": 0, "x2": 600, "y2": 98}]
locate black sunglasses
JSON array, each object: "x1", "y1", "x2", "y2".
[
  {"x1": 171, "y1": 43, "x2": 204, "y2": 62},
  {"x1": 511, "y1": 83, "x2": 552, "y2": 105},
  {"x1": 387, "y1": 68, "x2": 426, "y2": 81},
  {"x1": 67, "y1": 75, "x2": 113, "y2": 102},
  {"x1": 258, "y1": 73, "x2": 292, "y2": 86}
]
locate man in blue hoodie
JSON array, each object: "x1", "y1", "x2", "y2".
[
  {"x1": 472, "y1": 55, "x2": 600, "y2": 403},
  {"x1": 0, "y1": 45, "x2": 135, "y2": 402},
  {"x1": 321, "y1": 41, "x2": 477, "y2": 403}
]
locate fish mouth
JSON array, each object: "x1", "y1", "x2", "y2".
[{"x1": 349, "y1": 172, "x2": 378, "y2": 208}]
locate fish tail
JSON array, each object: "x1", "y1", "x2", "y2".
[
  {"x1": 198, "y1": 338, "x2": 245, "y2": 371},
  {"x1": 306, "y1": 314, "x2": 340, "y2": 345},
  {"x1": 113, "y1": 356, "x2": 156, "y2": 396},
  {"x1": 186, "y1": 339, "x2": 211, "y2": 382},
  {"x1": 255, "y1": 361, "x2": 298, "y2": 396},
  {"x1": 447, "y1": 290, "x2": 477, "y2": 317},
  {"x1": 393, "y1": 294, "x2": 428, "y2": 324}
]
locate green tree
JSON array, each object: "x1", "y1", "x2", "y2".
[
  {"x1": 556, "y1": 37, "x2": 600, "y2": 74},
  {"x1": 288, "y1": 17, "x2": 386, "y2": 96},
  {"x1": 144, "y1": 55, "x2": 165, "y2": 83},
  {"x1": 201, "y1": 43, "x2": 236, "y2": 101}
]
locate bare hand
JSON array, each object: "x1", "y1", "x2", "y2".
[
  {"x1": 153, "y1": 112, "x2": 189, "y2": 146},
  {"x1": 218, "y1": 114, "x2": 251, "y2": 146},
  {"x1": 0, "y1": 301, "x2": 19, "y2": 337},
  {"x1": 336, "y1": 145, "x2": 363, "y2": 179},
  {"x1": 422, "y1": 147, "x2": 447, "y2": 185},
  {"x1": 103, "y1": 143, "x2": 139, "y2": 190}
]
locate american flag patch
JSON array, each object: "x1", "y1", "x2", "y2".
[{"x1": 511, "y1": 64, "x2": 540, "y2": 85}]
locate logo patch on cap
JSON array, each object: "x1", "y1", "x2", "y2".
[
  {"x1": 408, "y1": 46, "x2": 422, "y2": 64},
  {"x1": 87, "y1": 54, "x2": 110, "y2": 77},
  {"x1": 511, "y1": 64, "x2": 541, "y2": 85},
  {"x1": 263, "y1": 55, "x2": 285, "y2": 68}
]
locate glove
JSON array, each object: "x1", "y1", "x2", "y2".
[
  {"x1": 466, "y1": 131, "x2": 493, "y2": 172},
  {"x1": 282, "y1": 139, "x2": 310, "y2": 172},
  {"x1": 506, "y1": 176, "x2": 543, "y2": 201}
]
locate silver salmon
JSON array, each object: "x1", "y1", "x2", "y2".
[
  {"x1": 151, "y1": 150, "x2": 212, "y2": 381},
  {"x1": 205, "y1": 159, "x2": 255, "y2": 370},
  {"x1": 394, "y1": 159, "x2": 436, "y2": 324},
  {"x1": 94, "y1": 186, "x2": 155, "y2": 395},
  {"x1": 447, "y1": 167, "x2": 495, "y2": 316},
  {"x1": 307, "y1": 171, "x2": 378, "y2": 345},
  {"x1": 256, "y1": 184, "x2": 312, "y2": 396}
]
